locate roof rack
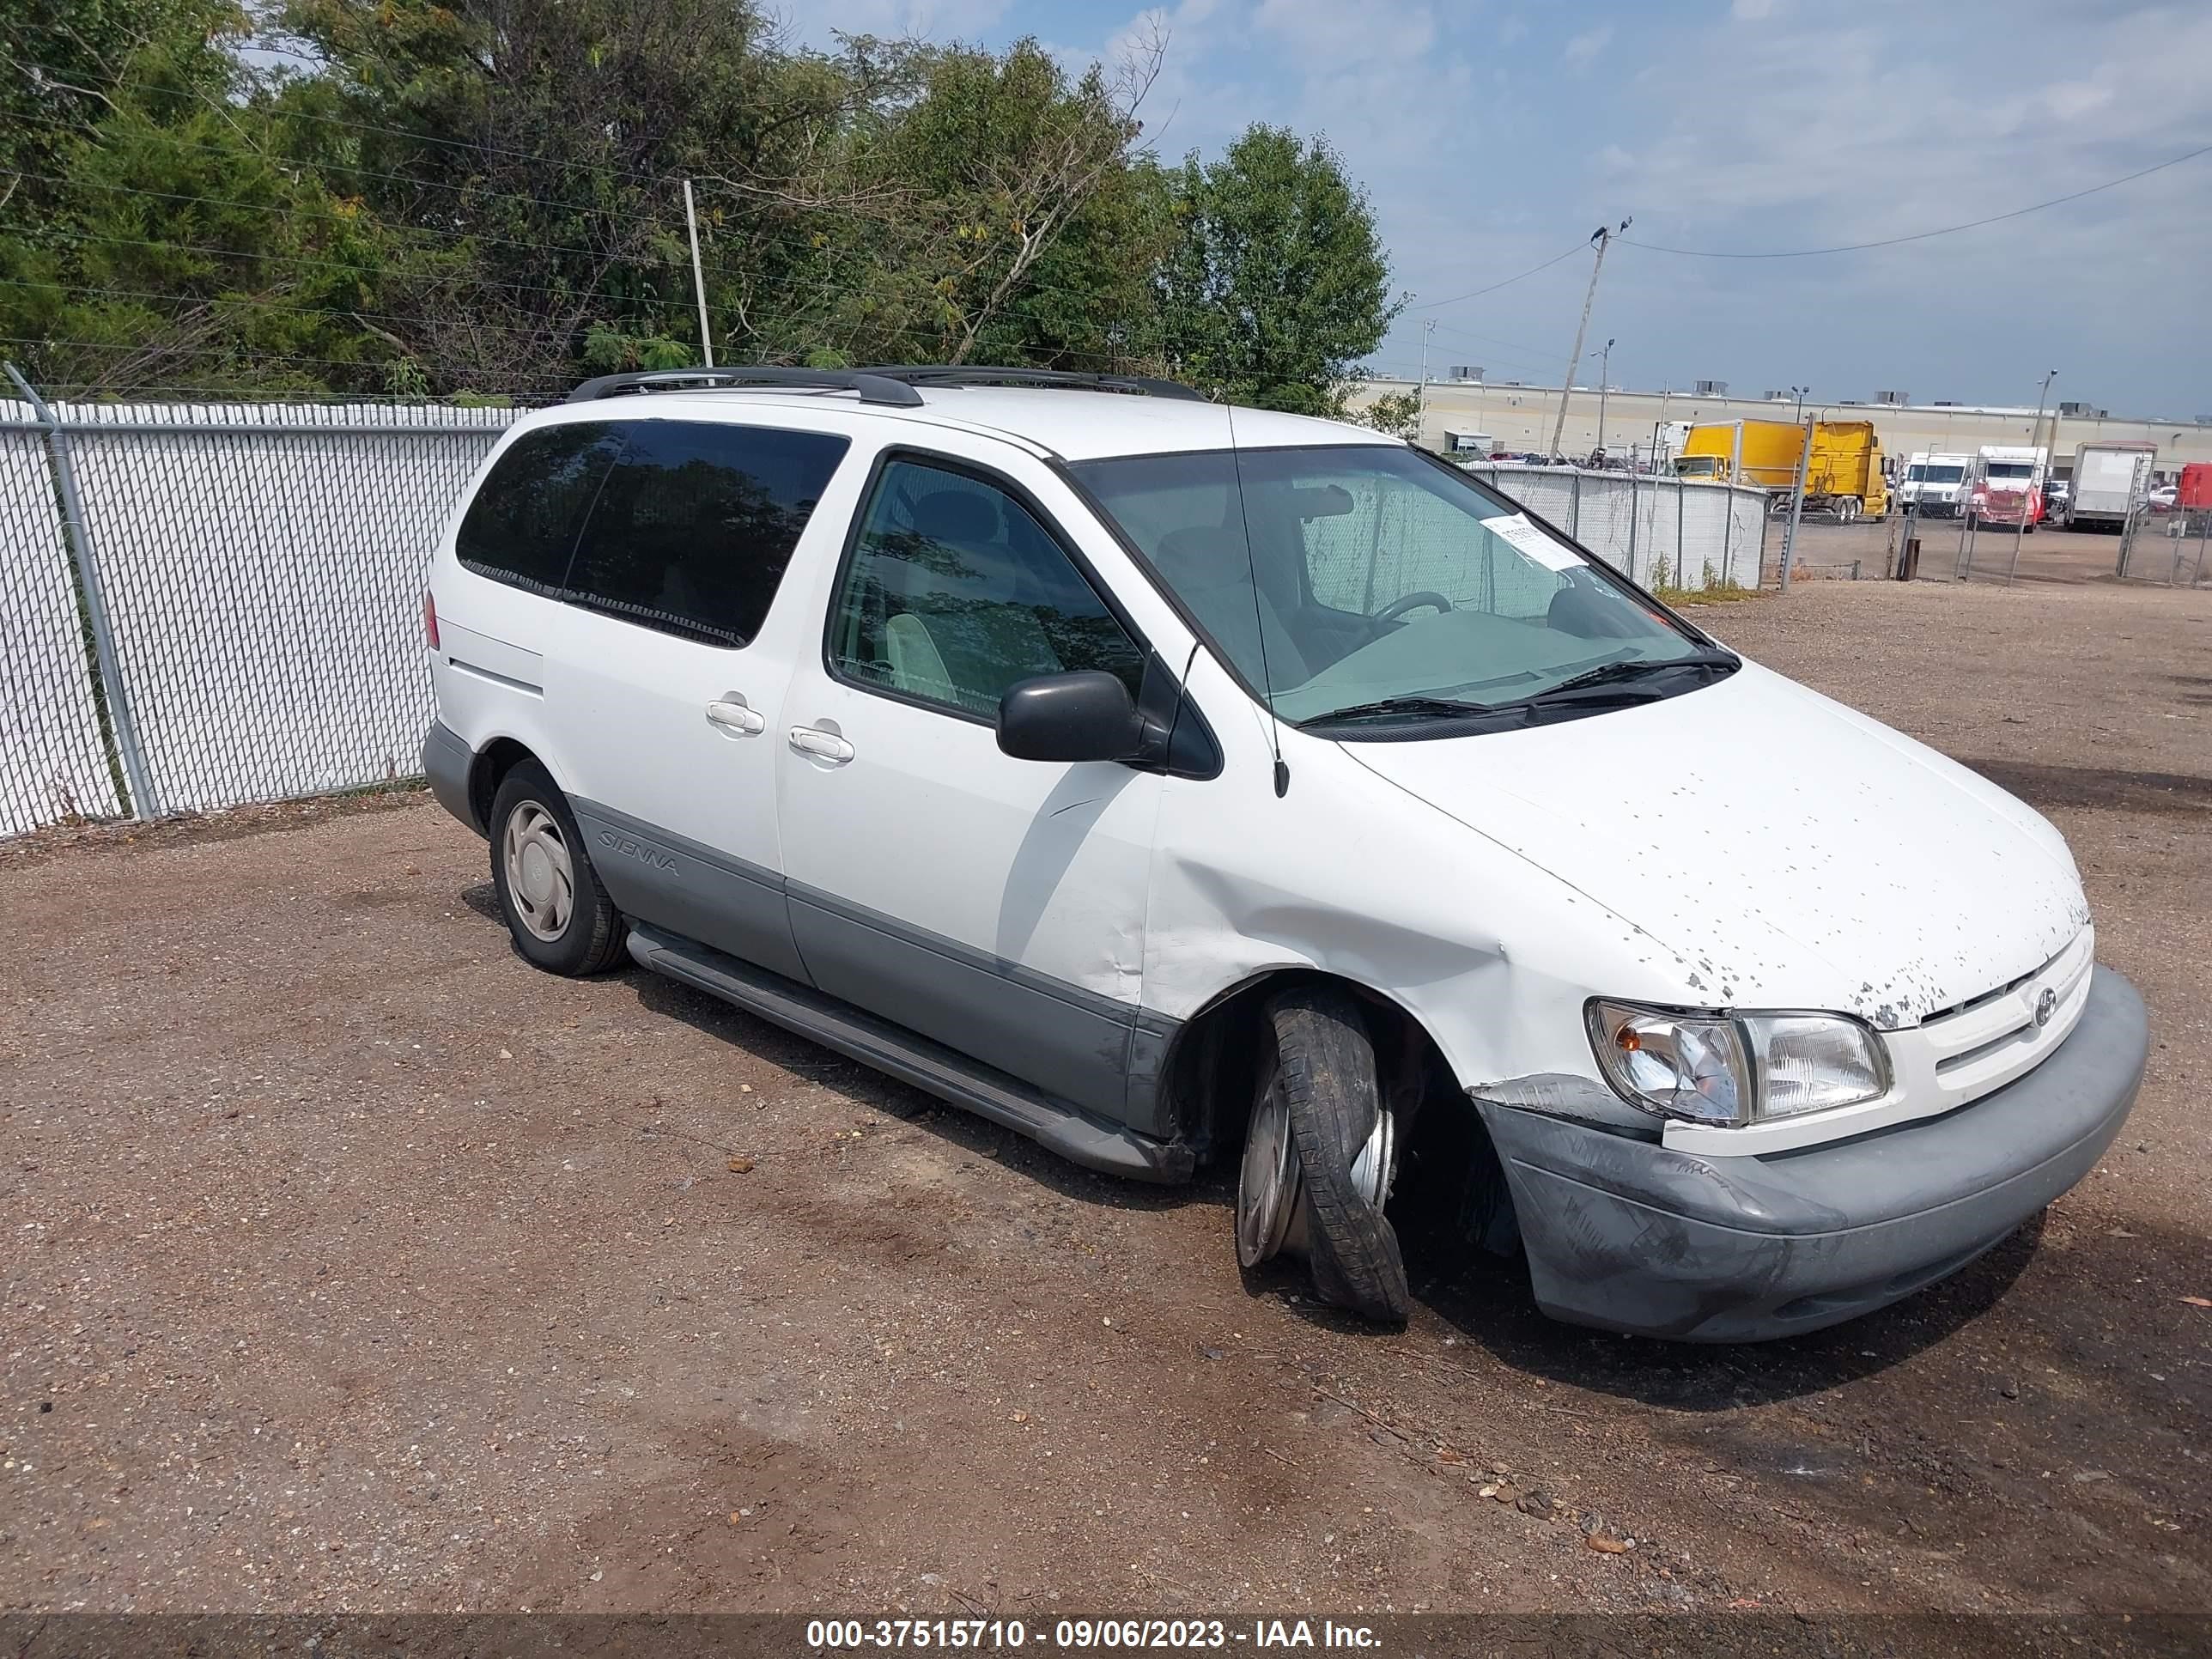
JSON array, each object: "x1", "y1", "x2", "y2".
[
  {"x1": 852, "y1": 366, "x2": 1207, "y2": 403},
  {"x1": 565, "y1": 367, "x2": 924, "y2": 407},
  {"x1": 563, "y1": 363, "x2": 1207, "y2": 408}
]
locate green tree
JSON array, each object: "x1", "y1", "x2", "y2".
[
  {"x1": 273, "y1": 0, "x2": 881, "y2": 397},
  {"x1": 0, "y1": 0, "x2": 400, "y2": 394},
  {"x1": 1358, "y1": 385, "x2": 1425, "y2": 440},
  {"x1": 1146, "y1": 125, "x2": 1401, "y2": 413},
  {"x1": 744, "y1": 33, "x2": 1167, "y2": 372}
]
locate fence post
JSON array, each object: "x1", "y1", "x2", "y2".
[
  {"x1": 1721, "y1": 483, "x2": 1735, "y2": 588},
  {"x1": 5, "y1": 363, "x2": 160, "y2": 818},
  {"x1": 1674, "y1": 477, "x2": 1685, "y2": 588},
  {"x1": 1626, "y1": 471, "x2": 1639, "y2": 584},
  {"x1": 1571, "y1": 469, "x2": 1583, "y2": 538}
]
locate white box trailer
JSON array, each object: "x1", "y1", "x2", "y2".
[{"x1": 2065, "y1": 441, "x2": 2156, "y2": 532}]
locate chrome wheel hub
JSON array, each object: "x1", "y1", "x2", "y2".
[{"x1": 1235, "y1": 1075, "x2": 1394, "y2": 1269}]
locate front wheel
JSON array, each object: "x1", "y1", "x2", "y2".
[
  {"x1": 1234, "y1": 987, "x2": 1410, "y2": 1324},
  {"x1": 489, "y1": 761, "x2": 627, "y2": 976}
]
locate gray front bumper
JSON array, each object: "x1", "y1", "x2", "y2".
[{"x1": 1475, "y1": 965, "x2": 2148, "y2": 1342}]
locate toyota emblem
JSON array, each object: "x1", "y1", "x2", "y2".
[{"x1": 2034, "y1": 986, "x2": 2058, "y2": 1028}]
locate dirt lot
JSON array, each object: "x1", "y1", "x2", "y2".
[{"x1": 3, "y1": 580, "x2": 2209, "y2": 1626}]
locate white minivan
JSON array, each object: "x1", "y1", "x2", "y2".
[{"x1": 422, "y1": 367, "x2": 2146, "y2": 1342}]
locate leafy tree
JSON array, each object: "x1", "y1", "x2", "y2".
[
  {"x1": 1, "y1": 8, "x2": 1404, "y2": 404},
  {"x1": 1146, "y1": 125, "x2": 1401, "y2": 413},
  {"x1": 1358, "y1": 386, "x2": 1425, "y2": 440},
  {"x1": 271, "y1": 0, "x2": 881, "y2": 397},
  {"x1": 0, "y1": 0, "x2": 398, "y2": 394},
  {"x1": 742, "y1": 33, "x2": 1168, "y2": 373}
]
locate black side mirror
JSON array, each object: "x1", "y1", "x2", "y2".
[{"x1": 997, "y1": 671, "x2": 1142, "y2": 764}]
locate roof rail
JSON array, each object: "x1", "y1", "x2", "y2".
[
  {"x1": 565, "y1": 367, "x2": 924, "y2": 407},
  {"x1": 854, "y1": 366, "x2": 1207, "y2": 403}
]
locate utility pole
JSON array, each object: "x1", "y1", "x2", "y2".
[
  {"x1": 1418, "y1": 319, "x2": 1436, "y2": 409},
  {"x1": 683, "y1": 179, "x2": 714, "y2": 368},
  {"x1": 1595, "y1": 337, "x2": 1615, "y2": 463},
  {"x1": 2007, "y1": 369, "x2": 2057, "y2": 585},
  {"x1": 1548, "y1": 218, "x2": 1630, "y2": 462}
]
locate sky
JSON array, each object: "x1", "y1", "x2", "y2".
[{"x1": 781, "y1": 0, "x2": 2212, "y2": 419}]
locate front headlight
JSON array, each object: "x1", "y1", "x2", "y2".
[{"x1": 1585, "y1": 1001, "x2": 1892, "y2": 1128}]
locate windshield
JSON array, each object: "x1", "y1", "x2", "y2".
[
  {"x1": 1673, "y1": 455, "x2": 1724, "y2": 477},
  {"x1": 1070, "y1": 444, "x2": 1720, "y2": 728},
  {"x1": 1906, "y1": 463, "x2": 1966, "y2": 483},
  {"x1": 1984, "y1": 462, "x2": 2035, "y2": 480}
]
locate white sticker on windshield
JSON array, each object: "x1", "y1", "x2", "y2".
[{"x1": 1486, "y1": 512, "x2": 1582, "y2": 572}]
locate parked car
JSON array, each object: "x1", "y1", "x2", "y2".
[
  {"x1": 422, "y1": 365, "x2": 2146, "y2": 1343},
  {"x1": 2148, "y1": 483, "x2": 2179, "y2": 512}
]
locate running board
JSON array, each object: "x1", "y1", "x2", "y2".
[{"x1": 626, "y1": 925, "x2": 1194, "y2": 1184}]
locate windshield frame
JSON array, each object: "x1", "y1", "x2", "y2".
[{"x1": 1054, "y1": 440, "x2": 1734, "y2": 731}]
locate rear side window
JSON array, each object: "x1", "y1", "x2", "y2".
[
  {"x1": 455, "y1": 424, "x2": 624, "y2": 592},
  {"x1": 565, "y1": 421, "x2": 850, "y2": 647}
]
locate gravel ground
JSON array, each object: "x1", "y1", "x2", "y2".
[{"x1": 3, "y1": 579, "x2": 2208, "y2": 1625}]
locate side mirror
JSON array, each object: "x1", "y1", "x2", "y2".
[{"x1": 997, "y1": 671, "x2": 1142, "y2": 764}]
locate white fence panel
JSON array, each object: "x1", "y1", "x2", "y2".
[
  {"x1": 0, "y1": 419, "x2": 125, "y2": 836},
  {"x1": 1459, "y1": 463, "x2": 1767, "y2": 590},
  {"x1": 58, "y1": 402, "x2": 520, "y2": 814}
]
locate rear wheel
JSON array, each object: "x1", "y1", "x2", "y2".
[
  {"x1": 489, "y1": 762, "x2": 626, "y2": 976},
  {"x1": 1835, "y1": 495, "x2": 1862, "y2": 524},
  {"x1": 1234, "y1": 987, "x2": 1410, "y2": 1324}
]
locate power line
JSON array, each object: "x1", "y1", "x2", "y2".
[
  {"x1": 1407, "y1": 244, "x2": 1588, "y2": 312},
  {"x1": 1623, "y1": 140, "x2": 2212, "y2": 258}
]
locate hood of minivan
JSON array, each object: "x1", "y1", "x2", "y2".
[{"x1": 1343, "y1": 661, "x2": 2089, "y2": 1029}]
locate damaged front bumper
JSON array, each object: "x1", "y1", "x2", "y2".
[{"x1": 1472, "y1": 965, "x2": 2148, "y2": 1342}]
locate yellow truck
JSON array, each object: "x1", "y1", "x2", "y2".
[{"x1": 1674, "y1": 419, "x2": 1889, "y2": 521}]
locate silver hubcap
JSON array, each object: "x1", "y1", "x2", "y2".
[
  {"x1": 1236, "y1": 1078, "x2": 1302, "y2": 1268},
  {"x1": 502, "y1": 801, "x2": 574, "y2": 942},
  {"x1": 1235, "y1": 1073, "x2": 1394, "y2": 1270}
]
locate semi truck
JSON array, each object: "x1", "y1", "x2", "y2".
[
  {"x1": 2062, "y1": 441, "x2": 2156, "y2": 532},
  {"x1": 1674, "y1": 419, "x2": 1889, "y2": 520},
  {"x1": 1897, "y1": 453, "x2": 1972, "y2": 519},
  {"x1": 1965, "y1": 446, "x2": 2048, "y2": 531}
]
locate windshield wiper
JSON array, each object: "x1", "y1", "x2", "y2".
[
  {"x1": 1525, "y1": 651, "x2": 1737, "y2": 702},
  {"x1": 1295, "y1": 694, "x2": 1497, "y2": 727}
]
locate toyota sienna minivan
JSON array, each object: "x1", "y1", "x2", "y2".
[{"x1": 422, "y1": 366, "x2": 2147, "y2": 1342}]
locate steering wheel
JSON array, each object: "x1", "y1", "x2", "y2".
[{"x1": 1376, "y1": 590, "x2": 1454, "y2": 622}]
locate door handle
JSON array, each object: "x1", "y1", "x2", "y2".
[
  {"x1": 788, "y1": 725, "x2": 855, "y2": 763},
  {"x1": 705, "y1": 696, "x2": 766, "y2": 736}
]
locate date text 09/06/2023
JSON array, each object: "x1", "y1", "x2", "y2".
[{"x1": 803, "y1": 1619, "x2": 1382, "y2": 1650}]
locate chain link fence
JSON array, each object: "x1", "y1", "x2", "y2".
[
  {"x1": 1458, "y1": 462, "x2": 1771, "y2": 590},
  {"x1": 0, "y1": 389, "x2": 520, "y2": 836},
  {"x1": 1, "y1": 420, "x2": 125, "y2": 831}
]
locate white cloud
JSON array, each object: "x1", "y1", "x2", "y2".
[{"x1": 1562, "y1": 25, "x2": 1613, "y2": 65}]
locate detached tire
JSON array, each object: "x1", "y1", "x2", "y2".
[
  {"x1": 489, "y1": 760, "x2": 626, "y2": 976},
  {"x1": 1247, "y1": 987, "x2": 1412, "y2": 1324}
]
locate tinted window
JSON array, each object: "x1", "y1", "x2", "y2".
[
  {"x1": 456, "y1": 424, "x2": 624, "y2": 592},
  {"x1": 565, "y1": 421, "x2": 849, "y2": 647},
  {"x1": 828, "y1": 459, "x2": 1145, "y2": 720}
]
